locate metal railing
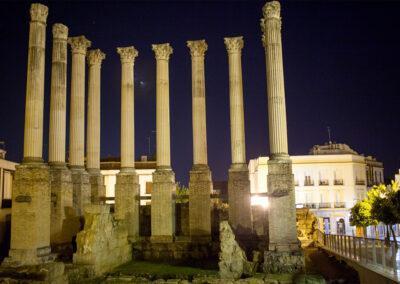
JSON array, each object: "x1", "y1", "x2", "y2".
[
  {"x1": 334, "y1": 179, "x2": 344, "y2": 185},
  {"x1": 315, "y1": 230, "x2": 399, "y2": 278},
  {"x1": 334, "y1": 202, "x2": 346, "y2": 208}
]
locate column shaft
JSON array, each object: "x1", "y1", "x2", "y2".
[
  {"x1": 23, "y1": 3, "x2": 48, "y2": 162},
  {"x1": 68, "y1": 36, "x2": 91, "y2": 167},
  {"x1": 87, "y1": 49, "x2": 105, "y2": 171},
  {"x1": 49, "y1": 24, "x2": 68, "y2": 165}
]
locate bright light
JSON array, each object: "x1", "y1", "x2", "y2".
[{"x1": 251, "y1": 195, "x2": 269, "y2": 209}]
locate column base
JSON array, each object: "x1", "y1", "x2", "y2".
[
  {"x1": 151, "y1": 169, "x2": 176, "y2": 241},
  {"x1": 228, "y1": 164, "x2": 252, "y2": 235},
  {"x1": 7, "y1": 163, "x2": 52, "y2": 266},
  {"x1": 115, "y1": 171, "x2": 140, "y2": 241},
  {"x1": 49, "y1": 165, "x2": 79, "y2": 246},
  {"x1": 70, "y1": 167, "x2": 90, "y2": 217},
  {"x1": 88, "y1": 169, "x2": 106, "y2": 204},
  {"x1": 189, "y1": 165, "x2": 212, "y2": 240},
  {"x1": 267, "y1": 159, "x2": 298, "y2": 247},
  {"x1": 263, "y1": 248, "x2": 304, "y2": 274}
]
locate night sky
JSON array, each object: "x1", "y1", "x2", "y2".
[{"x1": 0, "y1": 1, "x2": 399, "y2": 185}]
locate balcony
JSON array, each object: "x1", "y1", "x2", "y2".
[
  {"x1": 318, "y1": 202, "x2": 332, "y2": 209},
  {"x1": 334, "y1": 202, "x2": 346, "y2": 208},
  {"x1": 334, "y1": 179, "x2": 344, "y2": 185},
  {"x1": 304, "y1": 180, "x2": 314, "y2": 186},
  {"x1": 319, "y1": 179, "x2": 329, "y2": 186},
  {"x1": 355, "y1": 179, "x2": 366, "y2": 185},
  {"x1": 304, "y1": 203, "x2": 318, "y2": 209}
]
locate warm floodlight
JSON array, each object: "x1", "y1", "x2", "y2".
[{"x1": 251, "y1": 195, "x2": 269, "y2": 209}]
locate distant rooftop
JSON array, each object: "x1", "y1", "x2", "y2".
[
  {"x1": 309, "y1": 142, "x2": 358, "y2": 155},
  {"x1": 100, "y1": 155, "x2": 156, "y2": 170}
]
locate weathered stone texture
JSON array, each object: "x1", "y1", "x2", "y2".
[
  {"x1": 219, "y1": 221, "x2": 257, "y2": 279},
  {"x1": 6, "y1": 164, "x2": 53, "y2": 266},
  {"x1": 0, "y1": 262, "x2": 67, "y2": 283},
  {"x1": 189, "y1": 167, "x2": 212, "y2": 241},
  {"x1": 71, "y1": 168, "x2": 90, "y2": 217},
  {"x1": 263, "y1": 250, "x2": 304, "y2": 274},
  {"x1": 89, "y1": 172, "x2": 106, "y2": 204},
  {"x1": 50, "y1": 166, "x2": 78, "y2": 245},
  {"x1": 115, "y1": 172, "x2": 140, "y2": 241},
  {"x1": 228, "y1": 167, "x2": 252, "y2": 235},
  {"x1": 73, "y1": 205, "x2": 131, "y2": 276},
  {"x1": 151, "y1": 169, "x2": 176, "y2": 243}
]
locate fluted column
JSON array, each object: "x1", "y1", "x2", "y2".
[
  {"x1": 23, "y1": 3, "x2": 48, "y2": 163},
  {"x1": 224, "y1": 36, "x2": 252, "y2": 234},
  {"x1": 261, "y1": 1, "x2": 303, "y2": 272},
  {"x1": 224, "y1": 37, "x2": 246, "y2": 166},
  {"x1": 187, "y1": 40, "x2": 212, "y2": 241},
  {"x1": 152, "y1": 43, "x2": 173, "y2": 169},
  {"x1": 187, "y1": 40, "x2": 208, "y2": 166},
  {"x1": 49, "y1": 24, "x2": 68, "y2": 165},
  {"x1": 117, "y1": 47, "x2": 138, "y2": 171},
  {"x1": 86, "y1": 49, "x2": 105, "y2": 172},
  {"x1": 261, "y1": 1, "x2": 288, "y2": 159},
  {"x1": 151, "y1": 43, "x2": 176, "y2": 243},
  {"x1": 68, "y1": 36, "x2": 91, "y2": 168},
  {"x1": 115, "y1": 46, "x2": 140, "y2": 241}
]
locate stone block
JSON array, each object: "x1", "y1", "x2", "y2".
[
  {"x1": 228, "y1": 166, "x2": 252, "y2": 235},
  {"x1": 49, "y1": 166, "x2": 77, "y2": 246},
  {"x1": 115, "y1": 171, "x2": 140, "y2": 241},
  {"x1": 189, "y1": 166, "x2": 212, "y2": 241},
  {"x1": 88, "y1": 171, "x2": 106, "y2": 204},
  {"x1": 70, "y1": 168, "x2": 90, "y2": 217},
  {"x1": 73, "y1": 204, "x2": 132, "y2": 276},
  {"x1": 263, "y1": 249, "x2": 304, "y2": 274},
  {"x1": 4, "y1": 163, "x2": 54, "y2": 266},
  {"x1": 151, "y1": 169, "x2": 176, "y2": 242}
]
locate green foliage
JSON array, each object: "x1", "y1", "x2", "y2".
[
  {"x1": 176, "y1": 182, "x2": 189, "y2": 203},
  {"x1": 350, "y1": 200, "x2": 377, "y2": 227}
]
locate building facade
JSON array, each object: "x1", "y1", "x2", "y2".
[
  {"x1": 0, "y1": 149, "x2": 18, "y2": 209},
  {"x1": 249, "y1": 142, "x2": 384, "y2": 236}
]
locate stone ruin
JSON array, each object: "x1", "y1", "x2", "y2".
[{"x1": 0, "y1": 0, "x2": 305, "y2": 282}]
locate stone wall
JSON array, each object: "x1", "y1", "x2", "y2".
[{"x1": 73, "y1": 204, "x2": 131, "y2": 276}]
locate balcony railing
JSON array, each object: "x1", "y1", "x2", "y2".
[
  {"x1": 334, "y1": 179, "x2": 344, "y2": 185},
  {"x1": 334, "y1": 202, "x2": 346, "y2": 208},
  {"x1": 355, "y1": 179, "x2": 366, "y2": 185},
  {"x1": 319, "y1": 202, "x2": 332, "y2": 209},
  {"x1": 319, "y1": 180, "x2": 329, "y2": 186},
  {"x1": 304, "y1": 181, "x2": 314, "y2": 186}
]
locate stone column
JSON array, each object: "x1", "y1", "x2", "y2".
[
  {"x1": 224, "y1": 36, "x2": 252, "y2": 235},
  {"x1": 115, "y1": 46, "x2": 140, "y2": 242},
  {"x1": 48, "y1": 23, "x2": 76, "y2": 248},
  {"x1": 151, "y1": 43, "x2": 176, "y2": 243},
  {"x1": 68, "y1": 35, "x2": 91, "y2": 216},
  {"x1": 87, "y1": 49, "x2": 106, "y2": 204},
  {"x1": 5, "y1": 3, "x2": 54, "y2": 266},
  {"x1": 187, "y1": 40, "x2": 212, "y2": 242},
  {"x1": 261, "y1": 1, "x2": 303, "y2": 273}
]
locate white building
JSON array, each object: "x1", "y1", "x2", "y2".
[
  {"x1": 0, "y1": 149, "x2": 18, "y2": 209},
  {"x1": 100, "y1": 156, "x2": 156, "y2": 205},
  {"x1": 249, "y1": 142, "x2": 384, "y2": 236},
  {"x1": 395, "y1": 169, "x2": 400, "y2": 185}
]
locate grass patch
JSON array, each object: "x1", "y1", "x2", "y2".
[{"x1": 111, "y1": 260, "x2": 218, "y2": 280}]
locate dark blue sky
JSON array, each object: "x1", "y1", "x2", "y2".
[{"x1": 0, "y1": 1, "x2": 399, "y2": 185}]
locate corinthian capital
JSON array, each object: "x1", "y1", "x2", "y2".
[
  {"x1": 68, "y1": 36, "x2": 91, "y2": 55},
  {"x1": 87, "y1": 49, "x2": 106, "y2": 66},
  {"x1": 52, "y1": 23, "x2": 68, "y2": 40},
  {"x1": 152, "y1": 43, "x2": 173, "y2": 60},
  {"x1": 187, "y1": 40, "x2": 208, "y2": 57},
  {"x1": 224, "y1": 36, "x2": 244, "y2": 53},
  {"x1": 262, "y1": 1, "x2": 281, "y2": 20},
  {"x1": 30, "y1": 3, "x2": 48, "y2": 24},
  {"x1": 117, "y1": 46, "x2": 138, "y2": 63}
]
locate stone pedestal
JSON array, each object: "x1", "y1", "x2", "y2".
[
  {"x1": 115, "y1": 171, "x2": 140, "y2": 242},
  {"x1": 88, "y1": 170, "x2": 106, "y2": 204},
  {"x1": 49, "y1": 165, "x2": 78, "y2": 247},
  {"x1": 228, "y1": 165, "x2": 252, "y2": 235},
  {"x1": 188, "y1": 165, "x2": 212, "y2": 242},
  {"x1": 4, "y1": 163, "x2": 55, "y2": 266},
  {"x1": 71, "y1": 168, "x2": 90, "y2": 217},
  {"x1": 150, "y1": 169, "x2": 176, "y2": 243},
  {"x1": 263, "y1": 250, "x2": 304, "y2": 274}
]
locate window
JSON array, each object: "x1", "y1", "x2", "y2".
[
  {"x1": 3, "y1": 170, "x2": 13, "y2": 199},
  {"x1": 304, "y1": 176, "x2": 313, "y2": 186},
  {"x1": 145, "y1": 182, "x2": 153, "y2": 194}
]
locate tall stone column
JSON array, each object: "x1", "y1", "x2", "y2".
[
  {"x1": 261, "y1": 1, "x2": 303, "y2": 273},
  {"x1": 68, "y1": 35, "x2": 91, "y2": 216},
  {"x1": 48, "y1": 23, "x2": 76, "y2": 248},
  {"x1": 87, "y1": 49, "x2": 106, "y2": 205},
  {"x1": 151, "y1": 43, "x2": 176, "y2": 243},
  {"x1": 115, "y1": 46, "x2": 140, "y2": 242},
  {"x1": 224, "y1": 36, "x2": 252, "y2": 235},
  {"x1": 5, "y1": 3, "x2": 54, "y2": 266},
  {"x1": 187, "y1": 40, "x2": 212, "y2": 242}
]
